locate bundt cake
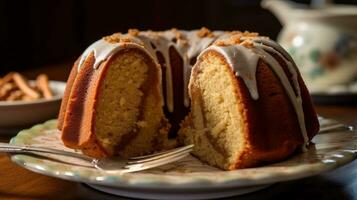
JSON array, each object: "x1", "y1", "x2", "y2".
[{"x1": 57, "y1": 28, "x2": 319, "y2": 170}]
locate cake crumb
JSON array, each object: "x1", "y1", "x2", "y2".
[
  {"x1": 241, "y1": 40, "x2": 254, "y2": 48},
  {"x1": 128, "y1": 28, "x2": 140, "y2": 36},
  {"x1": 230, "y1": 34, "x2": 242, "y2": 44},
  {"x1": 120, "y1": 37, "x2": 133, "y2": 43},
  {"x1": 214, "y1": 31, "x2": 260, "y2": 47},
  {"x1": 104, "y1": 33, "x2": 139, "y2": 44},
  {"x1": 197, "y1": 27, "x2": 214, "y2": 38},
  {"x1": 171, "y1": 28, "x2": 184, "y2": 40},
  {"x1": 136, "y1": 121, "x2": 148, "y2": 128},
  {"x1": 119, "y1": 97, "x2": 126, "y2": 106},
  {"x1": 242, "y1": 31, "x2": 259, "y2": 38},
  {"x1": 103, "y1": 33, "x2": 122, "y2": 43},
  {"x1": 214, "y1": 41, "x2": 226, "y2": 46}
]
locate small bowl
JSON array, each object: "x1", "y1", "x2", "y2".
[{"x1": 0, "y1": 81, "x2": 66, "y2": 135}]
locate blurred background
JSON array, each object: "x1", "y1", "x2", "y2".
[{"x1": 0, "y1": 0, "x2": 356, "y2": 78}]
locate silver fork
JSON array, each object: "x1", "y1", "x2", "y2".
[{"x1": 0, "y1": 142, "x2": 194, "y2": 173}]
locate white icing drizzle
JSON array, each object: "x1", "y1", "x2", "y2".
[
  {"x1": 203, "y1": 45, "x2": 260, "y2": 100},
  {"x1": 78, "y1": 39, "x2": 117, "y2": 70},
  {"x1": 254, "y1": 38, "x2": 297, "y2": 68},
  {"x1": 133, "y1": 30, "x2": 220, "y2": 112},
  {"x1": 253, "y1": 38, "x2": 302, "y2": 95},
  {"x1": 136, "y1": 32, "x2": 176, "y2": 112},
  {"x1": 253, "y1": 46, "x2": 309, "y2": 149},
  {"x1": 252, "y1": 39, "x2": 308, "y2": 147},
  {"x1": 198, "y1": 37, "x2": 309, "y2": 148},
  {"x1": 78, "y1": 39, "x2": 154, "y2": 71}
]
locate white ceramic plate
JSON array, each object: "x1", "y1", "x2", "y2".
[
  {"x1": 0, "y1": 81, "x2": 66, "y2": 134},
  {"x1": 9, "y1": 119, "x2": 357, "y2": 200}
]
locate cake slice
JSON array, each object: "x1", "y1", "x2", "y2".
[
  {"x1": 178, "y1": 33, "x2": 319, "y2": 170},
  {"x1": 58, "y1": 35, "x2": 170, "y2": 158}
]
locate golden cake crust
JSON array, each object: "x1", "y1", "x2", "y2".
[
  {"x1": 59, "y1": 53, "x2": 108, "y2": 157},
  {"x1": 59, "y1": 47, "x2": 166, "y2": 158}
]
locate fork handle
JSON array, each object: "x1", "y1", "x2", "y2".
[{"x1": 0, "y1": 142, "x2": 93, "y2": 162}]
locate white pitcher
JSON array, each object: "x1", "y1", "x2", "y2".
[{"x1": 262, "y1": 0, "x2": 357, "y2": 93}]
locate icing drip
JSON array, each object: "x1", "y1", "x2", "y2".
[
  {"x1": 199, "y1": 38, "x2": 308, "y2": 148},
  {"x1": 252, "y1": 39, "x2": 308, "y2": 147},
  {"x1": 78, "y1": 39, "x2": 154, "y2": 71},
  {"x1": 253, "y1": 46, "x2": 308, "y2": 149},
  {"x1": 134, "y1": 30, "x2": 220, "y2": 111},
  {"x1": 253, "y1": 38, "x2": 297, "y2": 68},
  {"x1": 253, "y1": 38, "x2": 301, "y2": 96},
  {"x1": 135, "y1": 32, "x2": 177, "y2": 112},
  {"x1": 78, "y1": 39, "x2": 119, "y2": 70},
  {"x1": 204, "y1": 45, "x2": 260, "y2": 100}
]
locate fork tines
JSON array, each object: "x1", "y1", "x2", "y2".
[{"x1": 127, "y1": 144, "x2": 194, "y2": 164}]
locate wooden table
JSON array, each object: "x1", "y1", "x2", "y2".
[{"x1": 0, "y1": 64, "x2": 356, "y2": 200}]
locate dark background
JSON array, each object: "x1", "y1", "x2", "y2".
[{"x1": 1, "y1": 0, "x2": 356, "y2": 75}]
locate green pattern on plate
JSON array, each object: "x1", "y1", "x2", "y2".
[{"x1": 309, "y1": 49, "x2": 321, "y2": 63}]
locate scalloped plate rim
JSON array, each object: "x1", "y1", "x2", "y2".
[{"x1": 9, "y1": 119, "x2": 357, "y2": 189}]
